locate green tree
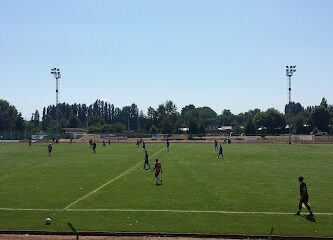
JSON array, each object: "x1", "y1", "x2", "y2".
[
  {"x1": 59, "y1": 118, "x2": 69, "y2": 129},
  {"x1": 311, "y1": 106, "x2": 330, "y2": 131},
  {"x1": 0, "y1": 99, "x2": 18, "y2": 130},
  {"x1": 198, "y1": 120, "x2": 206, "y2": 135},
  {"x1": 189, "y1": 118, "x2": 199, "y2": 134},
  {"x1": 33, "y1": 110, "x2": 40, "y2": 127},
  {"x1": 15, "y1": 113, "x2": 24, "y2": 131},
  {"x1": 112, "y1": 122, "x2": 126, "y2": 133},
  {"x1": 88, "y1": 115, "x2": 105, "y2": 126},
  {"x1": 197, "y1": 107, "x2": 217, "y2": 120},
  {"x1": 219, "y1": 109, "x2": 234, "y2": 126},
  {"x1": 42, "y1": 114, "x2": 55, "y2": 131},
  {"x1": 320, "y1": 97, "x2": 328, "y2": 108},
  {"x1": 253, "y1": 112, "x2": 266, "y2": 133},
  {"x1": 161, "y1": 116, "x2": 173, "y2": 134},
  {"x1": 265, "y1": 108, "x2": 286, "y2": 133},
  {"x1": 231, "y1": 121, "x2": 241, "y2": 135},
  {"x1": 188, "y1": 110, "x2": 200, "y2": 134},
  {"x1": 68, "y1": 115, "x2": 82, "y2": 128},
  {"x1": 293, "y1": 114, "x2": 306, "y2": 134},
  {"x1": 244, "y1": 119, "x2": 257, "y2": 134},
  {"x1": 149, "y1": 125, "x2": 158, "y2": 134},
  {"x1": 284, "y1": 102, "x2": 304, "y2": 118}
]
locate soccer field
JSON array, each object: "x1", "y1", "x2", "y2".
[{"x1": 0, "y1": 143, "x2": 333, "y2": 237}]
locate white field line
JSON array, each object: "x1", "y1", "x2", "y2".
[
  {"x1": 63, "y1": 147, "x2": 165, "y2": 210},
  {"x1": 0, "y1": 207, "x2": 333, "y2": 215}
]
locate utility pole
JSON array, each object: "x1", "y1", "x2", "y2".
[
  {"x1": 286, "y1": 66, "x2": 296, "y2": 144},
  {"x1": 51, "y1": 68, "x2": 61, "y2": 139}
]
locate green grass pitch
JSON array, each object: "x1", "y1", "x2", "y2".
[{"x1": 0, "y1": 142, "x2": 333, "y2": 237}]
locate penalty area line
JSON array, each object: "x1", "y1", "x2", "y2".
[
  {"x1": 0, "y1": 208, "x2": 333, "y2": 216},
  {"x1": 63, "y1": 147, "x2": 166, "y2": 210}
]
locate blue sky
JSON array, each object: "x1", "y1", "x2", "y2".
[{"x1": 1, "y1": 0, "x2": 332, "y2": 119}]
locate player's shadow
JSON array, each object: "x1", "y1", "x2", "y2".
[{"x1": 303, "y1": 215, "x2": 316, "y2": 222}]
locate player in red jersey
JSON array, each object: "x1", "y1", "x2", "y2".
[
  {"x1": 152, "y1": 159, "x2": 162, "y2": 184},
  {"x1": 28, "y1": 139, "x2": 32, "y2": 148},
  {"x1": 48, "y1": 144, "x2": 53, "y2": 156},
  {"x1": 89, "y1": 138, "x2": 93, "y2": 148}
]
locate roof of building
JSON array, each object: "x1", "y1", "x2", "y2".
[{"x1": 218, "y1": 126, "x2": 232, "y2": 131}]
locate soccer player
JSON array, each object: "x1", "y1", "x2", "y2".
[
  {"x1": 218, "y1": 145, "x2": 224, "y2": 159},
  {"x1": 224, "y1": 137, "x2": 227, "y2": 144},
  {"x1": 108, "y1": 138, "x2": 111, "y2": 146},
  {"x1": 70, "y1": 138, "x2": 73, "y2": 144},
  {"x1": 92, "y1": 142, "x2": 97, "y2": 153},
  {"x1": 103, "y1": 139, "x2": 106, "y2": 148},
  {"x1": 152, "y1": 159, "x2": 162, "y2": 184},
  {"x1": 143, "y1": 151, "x2": 151, "y2": 170},
  {"x1": 142, "y1": 141, "x2": 146, "y2": 150},
  {"x1": 56, "y1": 139, "x2": 59, "y2": 144},
  {"x1": 28, "y1": 139, "x2": 32, "y2": 148},
  {"x1": 166, "y1": 139, "x2": 170, "y2": 151},
  {"x1": 89, "y1": 138, "x2": 93, "y2": 148},
  {"x1": 295, "y1": 176, "x2": 313, "y2": 217},
  {"x1": 136, "y1": 139, "x2": 140, "y2": 147},
  {"x1": 48, "y1": 143, "x2": 52, "y2": 156},
  {"x1": 214, "y1": 139, "x2": 218, "y2": 150}
]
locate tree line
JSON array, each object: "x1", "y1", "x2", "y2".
[{"x1": 1, "y1": 97, "x2": 333, "y2": 137}]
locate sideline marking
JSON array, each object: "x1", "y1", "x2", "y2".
[
  {"x1": 63, "y1": 147, "x2": 165, "y2": 210},
  {"x1": 1, "y1": 208, "x2": 333, "y2": 215}
]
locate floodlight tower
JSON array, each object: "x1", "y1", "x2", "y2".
[
  {"x1": 286, "y1": 65, "x2": 296, "y2": 144},
  {"x1": 51, "y1": 68, "x2": 61, "y2": 139}
]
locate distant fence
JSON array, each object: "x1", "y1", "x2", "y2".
[
  {"x1": 0, "y1": 130, "x2": 332, "y2": 144},
  {"x1": 0, "y1": 130, "x2": 58, "y2": 141},
  {"x1": 221, "y1": 135, "x2": 333, "y2": 144}
]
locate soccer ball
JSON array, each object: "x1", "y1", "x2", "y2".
[{"x1": 45, "y1": 217, "x2": 51, "y2": 225}]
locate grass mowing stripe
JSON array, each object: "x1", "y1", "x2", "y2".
[
  {"x1": 1, "y1": 207, "x2": 333, "y2": 215},
  {"x1": 63, "y1": 146, "x2": 166, "y2": 210}
]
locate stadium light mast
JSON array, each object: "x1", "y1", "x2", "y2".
[
  {"x1": 286, "y1": 65, "x2": 296, "y2": 144},
  {"x1": 51, "y1": 68, "x2": 61, "y2": 139}
]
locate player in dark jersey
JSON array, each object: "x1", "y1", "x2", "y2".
[
  {"x1": 108, "y1": 138, "x2": 111, "y2": 146},
  {"x1": 152, "y1": 159, "x2": 162, "y2": 184},
  {"x1": 28, "y1": 139, "x2": 32, "y2": 148},
  {"x1": 102, "y1": 139, "x2": 106, "y2": 148},
  {"x1": 295, "y1": 176, "x2": 313, "y2": 216},
  {"x1": 218, "y1": 145, "x2": 224, "y2": 159},
  {"x1": 142, "y1": 141, "x2": 146, "y2": 150},
  {"x1": 143, "y1": 151, "x2": 151, "y2": 170},
  {"x1": 48, "y1": 144, "x2": 52, "y2": 156},
  {"x1": 92, "y1": 142, "x2": 97, "y2": 153},
  {"x1": 214, "y1": 139, "x2": 218, "y2": 150},
  {"x1": 166, "y1": 139, "x2": 170, "y2": 151}
]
